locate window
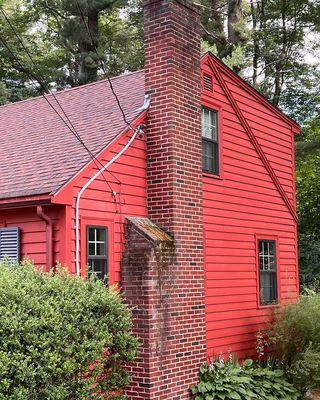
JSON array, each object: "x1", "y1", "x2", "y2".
[
  {"x1": 0, "y1": 227, "x2": 20, "y2": 262},
  {"x1": 202, "y1": 107, "x2": 219, "y2": 175},
  {"x1": 87, "y1": 226, "x2": 108, "y2": 281},
  {"x1": 258, "y1": 240, "x2": 278, "y2": 305}
]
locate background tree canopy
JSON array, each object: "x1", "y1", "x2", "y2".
[{"x1": 1, "y1": 0, "x2": 320, "y2": 288}]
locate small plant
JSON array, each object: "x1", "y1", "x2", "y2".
[
  {"x1": 0, "y1": 260, "x2": 138, "y2": 400},
  {"x1": 191, "y1": 357, "x2": 298, "y2": 400}
]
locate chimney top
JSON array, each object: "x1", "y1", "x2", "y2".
[{"x1": 142, "y1": 0, "x2": 201, "y2": 15}]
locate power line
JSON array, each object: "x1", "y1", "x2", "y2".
[
  {"x1": 0, "y1": 6, "x2": 118, "y2": 195},
  {"x1": 1, "y1": 8, "x2": 87, "y2": 147},
  {"x1": 74, "y1": 0, "x2": 136, "y2": 231},
  {"x1": 74, "y1": 0, "x2": 132, "y2": 128}
]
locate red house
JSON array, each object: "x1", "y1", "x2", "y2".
[{"x1": 0, "y1": 0, "x2": 300, "y2": 398}]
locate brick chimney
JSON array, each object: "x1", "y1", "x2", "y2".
[{"x1": 122, "y1": 0, "x2": 206, "y2": 399}]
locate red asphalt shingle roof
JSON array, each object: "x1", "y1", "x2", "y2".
[{"x1": 0, "y1": 70, "x2": 145, "y2": 200}]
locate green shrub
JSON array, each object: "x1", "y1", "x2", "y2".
[
  {"x1": 0, "y1": 260, "x2": 138, "y2": 400},
  {"x1": 269, "y1": 294, "x2": 320, "y2": 393},
  {"x1": 191, "y1": 357, "x2": 298, "y2": 400}
]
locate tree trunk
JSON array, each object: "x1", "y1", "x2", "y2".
[
  {"x1": 250, "y1": 0, "x2": 259, "y2": 86},
  {"x1": 79, "y1": 11, "x2": 99, "y2": 84},
  {"x1": 272, "y1": 0, "x2": 287, "y2": 105},
  {"x1": 228, "y1": 0, "x2": 243, "y2": 46},
  {"x1": 210, "y1": 0, "x2": 228, "y2": 56}
]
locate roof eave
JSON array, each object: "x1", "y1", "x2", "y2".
[{"x1": 0, "y1": 194, "x2": 53, "y2": 209}]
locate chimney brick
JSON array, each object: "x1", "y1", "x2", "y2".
[{"x1": 122, "y1": 1, "x2": 206, "y2": 398}]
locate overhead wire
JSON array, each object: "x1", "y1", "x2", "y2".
[
  {"x1": 74, "y1": 0, "x2": 136, "y2": 250},
  {"x1": 74, "y1": 0, "x2": 132, "y2": 128},
  {"x1": 0, "y1": 6, "x2": 126, "y2": 196},
  {"x1": 0, "y1": 5, "x2": 139, "y2": 250}
]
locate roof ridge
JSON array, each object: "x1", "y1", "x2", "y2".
[{"x1": 0, "y1": 69, "x2": 144, "y2": 111}]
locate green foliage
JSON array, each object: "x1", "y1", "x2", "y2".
[
  {"x1": 191, "y1": 357, "x2": 298, "y2": 400},
  {"x1": 0, "y1": 259, "x2": 138, "y2": 400},
  {"x1": 0, "y1": 0, "x2": 143, "y2": 100},
  {"x1": 298, "y1": 234, "x2": 320, "y2": 290},
  {"x1": 295, "y1": 116, "x2": 320, "y2": 289},
  {"x1": 269, "y1": 294, "x2": 320, "y2": 393}
]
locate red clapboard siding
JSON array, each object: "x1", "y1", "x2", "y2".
[
  {"x1": 201, "y1": 56, "x2": 298, "y2": 359},
  {"x1": 60, "y1": 127, "x2": 148, "y2": 284},
  {"x1": 0, "y1": 205, "x2": 63, "y2": 270}
]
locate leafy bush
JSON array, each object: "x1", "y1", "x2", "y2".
[
  {"x1": 299, "y1": 233, "x2": 320, "y2": 291},
  {"x1": 269, "y1": 294, "x2": 320, "y2": 393},
  {"x1": 0, "y1": 260, "x2": 138, "y2": 400},
  {"x1": 191, "y1": 357, "x2": 298, "y2": 400}
]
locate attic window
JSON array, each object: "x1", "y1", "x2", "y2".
[{"x1": 203, "y1": 73, "x2": 213, "y2": 92}]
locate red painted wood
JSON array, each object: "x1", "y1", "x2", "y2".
[
  {"x1": 0, "y1": 54, "x2": 299, "y2": 363},
  {"x1": 0, "y1": 205, "x2": 64, "y2": 271},
  {"x1": 202, "y1": 55, "x2": 299, "y2": 358},
  {"x1": 57, "y1": 123, "x2": 148, "y2": 283}
]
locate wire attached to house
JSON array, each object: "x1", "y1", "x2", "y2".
[
  {"x1": 0, "y1": 6, "x2": 145, "y2": 275},
  {"x1": 0, "y1": 6, "x2": 120, "y2": 195},
  {"x1": 74, "y1": 0, "x2": 132, "y2": 128},
  {"x1": 75, "y1": 125, "x2": 143, "y2": 276}
]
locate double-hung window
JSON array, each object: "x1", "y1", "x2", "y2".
[
  {"x1": 87, "y1": 226, "x2": 108, "y2": 281},
  {"x1": 202, "y1": 107, "x2": 219, "y2": 175},
  {"x1": 258, "y1": 240, "x2": 278, "y2": 305}
]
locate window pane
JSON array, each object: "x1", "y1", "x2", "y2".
[
  {"x1": 96, "y1": 242, "x2": 106, "y2": 256},
  {"x1": 202, "y1": 108, "x2": 218, "y2": 141},
  {"x1": 88, "y1": 259, "x2": 107, "y2": 281},
  {"x1": 88, "y1": 227, "x2": 95, "y2": 241},
  {"x1": 96, "y1": 228, "x2": 106, "y2": 242},
  {"x1": 258, "y1": 240, "x2": 278, "y2": 305},
  {"x1": 88, "y1": 242, "x2": 95, "y2": 256}
]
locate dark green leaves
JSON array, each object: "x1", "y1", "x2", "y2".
[
  {"x1": 191, "y1": 357, "x2": 298, "y2": 400},
  {"x1": 0, "y1": 260, "x2": 138, "y2": 400}
]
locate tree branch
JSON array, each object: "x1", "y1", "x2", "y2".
[
  {"x1": 201, "y1": 23, "x2": 226, "y2": 45},
  {"x1": 43, "y1": 0, "x2": 67, "y2": 20}
]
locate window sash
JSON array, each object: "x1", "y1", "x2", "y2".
[
  {"x1": 87, "y1": 226, "x2": 108, "y2": 281},
  {"x1": 258, "y1": 240, "x2": 278, "y2": 305},
  {"x1": 202, "y1": 107, "x2": 219, "y2": 175},
  {"x1": 202, "y1": 108, "x2": 218, "y2": 141},
  {"x1": 202, "y1": 139, "x2": 219, "y2": 174}
]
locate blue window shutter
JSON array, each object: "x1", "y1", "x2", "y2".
[{"x1": 0, "y1": 227, "x2": 20, "y2": 262}]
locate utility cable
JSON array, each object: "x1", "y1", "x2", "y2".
[
  {"x1": 0, "y1": 7, "x2": 119, "y2": 195},
  {"x1": 74, "y1": 0, "x2": 132, "y2": 128}
]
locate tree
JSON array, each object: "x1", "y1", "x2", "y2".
[
  {"x1": 201, "y1": 0, "x2": 320, "y2": 105},
  {"x1": 251, "y1": 0, "x2": 316, "y2": 106},
  {"x1": 0, "y1": 0, "x2": 143, "y2": 103},
  {"x1": 200, "y1": 0, "x2": 248, "y2": 72},
  {"x1": 295, "y1": 114, "x2": 320, "y2": 288}
]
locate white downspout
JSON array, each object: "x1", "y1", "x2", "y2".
[{"x1": 75, "y1": 124, "x2": 142, "y2": 276}]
